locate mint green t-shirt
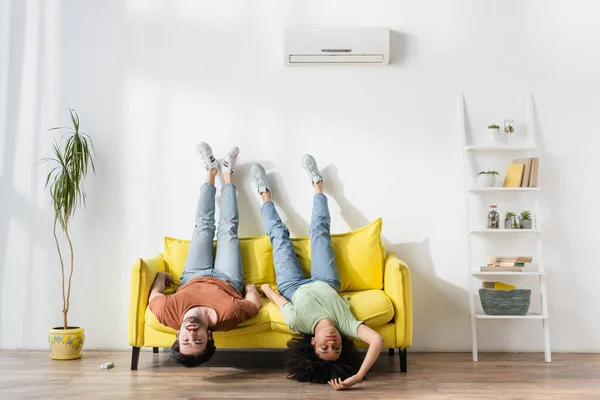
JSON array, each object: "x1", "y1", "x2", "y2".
[{"x1": 280, "y1": 281, "x2": 363, "y2": 339}]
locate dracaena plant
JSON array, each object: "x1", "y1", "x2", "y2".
[{"x1": 41, "y1": 109, "x2": 95, "y2": 329}]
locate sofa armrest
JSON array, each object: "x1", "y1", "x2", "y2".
[
  {"x1": 128, "y1": 254, "x2": 165, "y2": 347},
  {"x1": 384, "y1": 253, "x2": 413, "y2": 349}
]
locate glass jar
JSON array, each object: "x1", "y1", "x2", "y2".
[
  {"x1": 487, "y1": 205, "x2": 500, "y2": 229},
  {"x1": 504, "y1": 118, "x2": 515, "y2": 143}
]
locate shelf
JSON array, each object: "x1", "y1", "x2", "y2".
[
  {"x1": 472, "y1": 271, "x2": 545, "y2": 277},
  {"x1": 460, "y1": 94, "x2": 551, "y2": 363},
  {"x1": 470, "y1": 229, "x2": 542, "y2": 234},
  {"x1": 474, "y1": 313, "x2": 547, "y2": 320},
  {"x1": 468, "y1": 187, "x2": 540, "y2": 192},
  {"x1": 465, "y1": 145, "x2": 537, "y2": 152}
]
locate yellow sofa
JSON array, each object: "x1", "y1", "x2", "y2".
[{"x1": 128, "y1": 218, "x2": 413, "y2": 371}]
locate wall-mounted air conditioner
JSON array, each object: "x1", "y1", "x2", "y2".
[{"x1": 284, "y1": 27, "x2": 390, "y2": 66}]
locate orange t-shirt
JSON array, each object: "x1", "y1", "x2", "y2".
[{"x1": 149, "y1": 277, "x2": 259, "y2": 331}]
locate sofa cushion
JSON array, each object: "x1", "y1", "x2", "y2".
[
  {"x1": 268, "y1": 289, "x2": 393, "y2": 334},
  {"x1": 145, "y1": 296, "x2": 272, "y2": 336},
  {"x1": 292, "y1": 218, "x2": 385, "y2": 292},
  {"x1": 163, "y1": 235, "x2": 275, "y2": 286},
  {"x1": 343, "y1": 290, "x2": 394, "y2": 328}
]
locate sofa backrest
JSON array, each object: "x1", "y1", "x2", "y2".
[{"x1": 163, "y1": 218, "x2": 385, "y2": 292}]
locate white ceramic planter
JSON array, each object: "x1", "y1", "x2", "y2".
[
  {"x1": 477, "y1": 174, "x2": 496, "y2": 188},
  {"x1": 488, "y1": 128, "x2": 500, "y2": 141}
]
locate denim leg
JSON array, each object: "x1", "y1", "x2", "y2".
[
  {"x1": 180, "y1": 183, "x2": 216, "y2": 286},
  {"x1": 213, "y1": 183, "x2": 244, "y2": 293},
  {"x1": 261, "y1": 201, "x2": 311, "y2": 301},
  {"x1": 309, "y1": 193, "x2": 340, "y2": 292}
]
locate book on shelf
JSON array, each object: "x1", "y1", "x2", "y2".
[
  {"x1": 529, "y1": 157, "x2": 539, "y2": 187},
  {"x1": 482, "y1": 281, "x2": 516, "y2": 290},
  {"x1": 480, "y1": 266, "x2": 524, "y2": 272},
  {"x1": 497, "y1": 261, "x2": 526, "y2": 267},
  {"x1": 508, "y1": 157, "x2": 539, "y2": 187},
  {"x1": 495, "y1": 256, "x2": 533, "y2": 262},
  {"x1": 513, "y1": 158, "x2": 533, "y2": 187},
  {"x1": 503, "y1": 164, "x2": 525, "y2": 187}
]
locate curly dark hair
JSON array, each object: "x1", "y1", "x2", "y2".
[
  {"x1": 170, "y1": 335, "x2": 216, "y2": 368},
  {"x1": 285, "y1": 333, "x2": 362, "y2": 383}
]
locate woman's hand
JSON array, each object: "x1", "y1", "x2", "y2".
[
  {"x1": 260, "y1": 284, "x2": 288, "y2": 308},
  {"x1": 327, "y1": 375, "x2": 363, "y2": 390},
  {"x1": 260, "y1": 283, "x2": 271, "y2": 294}
]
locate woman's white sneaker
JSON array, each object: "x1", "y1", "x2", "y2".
[
  {"x1": 301, "y1": 154, "x2": 323, "y2": 184},
  {"x1": 251, "y1": 163, "x2": 271, "y2": 194}
]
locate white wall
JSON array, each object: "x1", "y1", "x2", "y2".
[{"x1": 1, "y1": 0, "x2": 599, "y2": 352}]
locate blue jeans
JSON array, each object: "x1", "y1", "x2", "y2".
[
  {"x1": 179, "y1": 183, "x2": 244, "y2": 294},
  {"x1": 261, "y1": 193, "x2": 340, "y2": 301}
]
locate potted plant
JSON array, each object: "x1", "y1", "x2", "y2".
[
  {"x1": 519, "y1": 210, "x2": 532, "y2": 229},
  {"x1": 504, "y1": 211, "x2": 516, "y2": 229},
  {"x1": 487, "y1": 124, "x2": 500, "y2": 141},
  {"x1": 477, "y1": 170, "x2": 499, "y2": 188},
  {"x1": 41, "y1": 109, "x2": 95, "y2": 360}
]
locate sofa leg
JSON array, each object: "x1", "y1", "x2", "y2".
[
  {"x1": 153, "y1": 347, "x2": 159, "y2": 354},
  {"x1": 131, "y1": 346, "x2": 141, "y2": 370},
  {"x1": 388, "y1": 348, "x2": 394, "y2": 356},
  {"x1": 399, "y1": 348, "x2": 407, "y2": 373}
]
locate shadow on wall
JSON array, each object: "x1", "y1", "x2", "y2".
[
  {"x1": 321, "y1": 164, "x2": 469, "y2": 350},
  {"x1": 0, "y1": 0, "x2": 59, "y2": 342},
  {"x1": 220, "y1": 162, "x2": 312, "y2": 239},
  {"x1": 389, "y1": 30, "x2": 418, "y2": 65}
]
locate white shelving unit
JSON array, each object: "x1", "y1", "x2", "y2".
[{"x1": 458, "y1": 94, "x2": 551, "y2": 363}]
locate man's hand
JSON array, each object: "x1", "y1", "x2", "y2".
[
  {"x1": 148, "y1": 272, "x2": 174, "y2": 303},
  {"x1": 244, "y1": 283, "x2": 261, "y2": 309},
  {"x1": 327, "y1": 375, "x2": 363, "y2": 390},
  {"x1": 157, "y1": 272, "x2": 174, "y2": 287},
  {"x1": 260, "y1": 284, "x2": 271, "y2": 294}
]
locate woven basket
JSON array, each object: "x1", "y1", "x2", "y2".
[{"x1": 479, "y1": 289, "x2": 531, "y2": 316}]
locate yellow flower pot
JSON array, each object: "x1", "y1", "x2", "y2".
[{"x1": 48, "y1": 327, "x2": 85, "y2": 360}]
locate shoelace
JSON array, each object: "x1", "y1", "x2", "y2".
[
  {"x1": 200, "y1": 153, "x2": 213, "y2": 168},
  {"x1": 224, "y1": 155, "x2": 235, "y2": 171},
  {"x1": 307, "y1": 164, "x2": 321, "y2": 179},
  {"x1": 255, "y1": 172, "x2": 268, "y2": 188},
  {"x1": 256, "y1": 176, "x2": 268, "y2": 187}
]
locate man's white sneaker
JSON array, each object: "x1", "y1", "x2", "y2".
[
  {"x1": 196, "y1": 142, "x2": 218, "y2": 170},
  {"x1": 221, "y1": 147, "x2": 239, "y2": 174}
]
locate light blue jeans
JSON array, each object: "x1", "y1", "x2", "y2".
[
  {"x1": 261, "y1": 193, "x2": 340, "y2": 301},
  {"x1": 179, "y1": 183, "x2": 245, "y2": 294}
]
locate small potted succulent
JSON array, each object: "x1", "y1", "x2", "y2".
[
  {"x1": 488, "y1": 124, "x2": 500, "y2": 141},
  {"x1": 477, "y1": 170, "x2": 499, "y2": 188},
  {"x1": 519, "y1": 210, "x2": 532, "y2": 229},
  {"x1": 504, "y1": 211, "x2": 516, "y2": 229}
]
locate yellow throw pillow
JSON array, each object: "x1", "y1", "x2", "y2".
[
  {"x1": 163, "y1": 235, "x2": 275, "y2": 286},
  {"x1": 292, "y1": 218, "x2": 385, "y2": 292}
]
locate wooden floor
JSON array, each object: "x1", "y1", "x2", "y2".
[{"x1": 1, "y1": 350, "x2": 599, "y2": 399}]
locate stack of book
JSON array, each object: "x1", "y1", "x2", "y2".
[
  {"x1": 503, "y1": 157, "x2": 539, "y2": 187},
  {"x1": 481, "y1": 256, "x2": 533, "y2": 272}
]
